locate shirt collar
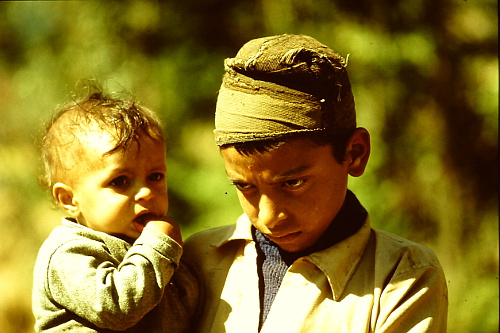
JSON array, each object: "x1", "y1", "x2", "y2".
[
  {"x1": 305, "y1": 218, "x2": 371, "y2": 301},
  {"x1": 212, "y1": 214, "x2": 371, "y2": 300},
  {"x1": 211, "y1": 214, "x2": 254, "y2": 247}
]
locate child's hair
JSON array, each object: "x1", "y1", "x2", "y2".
[{"x1": 40, "y1": 81, "x2": 164, "y2": 191}]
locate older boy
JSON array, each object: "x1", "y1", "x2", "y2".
[
  {"x1": 184, "y1": 34, "x2": 448, "y2": 332},
  {"x1": 32, "y1": 85, "x2": 197, "y2": 332}
]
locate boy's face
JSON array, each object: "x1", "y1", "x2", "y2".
[
  {"x1": 66, "y1": 133, "x2": 168, "y2": 240},
  {"x1": 221, "y1": 137, "x2": 350, "y2": 252}
]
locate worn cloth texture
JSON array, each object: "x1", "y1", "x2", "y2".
[
  {"x1": 215, "y1": 34, "x2": 356, "y2": 146},
  {"x1": 183, "y1": 192, "x2": 448, "y2": 333},
  {"x1": 254, "y1": 189, "x2": 367, "y2": 328},
  {"x1": 32, "y1": 218, "x2": 198, "y2": 332}
]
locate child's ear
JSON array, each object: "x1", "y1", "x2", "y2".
[
  {"x1": 345, "y1": 128, "x2": 371, "y2": 177},
  {"x1": 52, "y1": 183, "x2": 79, "y2": 217}
]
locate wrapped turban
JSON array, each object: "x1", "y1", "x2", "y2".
[{"x1": 214, "y1": 34, "x2": 356, "y2": 146}]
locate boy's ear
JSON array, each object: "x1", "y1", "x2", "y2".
[
  {"x1": 345, "y1": 128, "x2": 371, "y2": 177},
  {"x1": 52, "y1": 183, "x2": 79, "y2": 217}
]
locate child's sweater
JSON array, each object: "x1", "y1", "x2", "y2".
[{"x1": 32, "y1": 218, "x2": 198, "y2": 332}]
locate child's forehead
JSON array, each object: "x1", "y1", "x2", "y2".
[
  {"x1": 78, "y1": 130, "x2": 118, "y2": 155},
  {"x1": 77, "y1": 133, "x2": 165, "y2": 172}
]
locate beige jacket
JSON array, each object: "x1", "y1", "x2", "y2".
[{"x1": 184, "y1": 214, "x2": 448, "y2": 333}]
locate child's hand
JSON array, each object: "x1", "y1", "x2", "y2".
[{"x1": 140, "y1": 215, "x2": 183, "y2": 246}]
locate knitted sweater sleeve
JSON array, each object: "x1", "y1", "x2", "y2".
[{"x1": 44, "y1": 228, "x2": 182, "y2": 331}]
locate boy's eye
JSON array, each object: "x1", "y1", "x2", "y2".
[
  {"x1": 109, "y1": 176, "x2": 130, "y2": 187},
  {"x1": 283, "y1": 178, "x2": 305, "y2": 189},
  {"x1": 148, "y1": 172, "x2": 165, "y2": 182},
  {"x1": 231, "y1": 182, "x2": 254, "y2": 191}
]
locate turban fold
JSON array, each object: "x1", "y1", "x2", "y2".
[{"x1": 215, "y1": 34, "x2": 356, "y2": 146}]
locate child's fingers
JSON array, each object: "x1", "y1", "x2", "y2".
[{"x1": 145, "y1": 218, "x2": 183, "y2": 246}]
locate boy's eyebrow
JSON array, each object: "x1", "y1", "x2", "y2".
[
  {"x1": 226, "y1": 165, "x2": 311, "y2": 182},
  {"x1": 273, "y1": 165, "x2": 310, "y2": 181},
  {"x1": 225, "y1": 170, "x2": 242, "y2": 181}
]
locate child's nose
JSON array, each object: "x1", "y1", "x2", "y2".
[{"x1": 135, "y1": 186, "x2": 153, "y2": 202}]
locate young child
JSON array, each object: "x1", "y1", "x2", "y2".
[{"x1": 32, "y1": 83, "x2": 197, "y2": 332}]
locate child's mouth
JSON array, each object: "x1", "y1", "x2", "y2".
[{"x1": 133, "y1": 213, "x2": 155, "y2": 232}]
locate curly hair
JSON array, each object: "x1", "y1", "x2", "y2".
[{"x1": 40, "y1": 81, "x2": 164, "y2": 190}]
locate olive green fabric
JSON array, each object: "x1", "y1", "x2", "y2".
[{"x1": 215, "y1": 34, "x2": 356, "y2": 146}]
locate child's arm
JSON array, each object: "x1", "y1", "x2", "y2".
[
  {"x1": 44, "y1": 227, "x2": 182, "y2": 331},
  {"x1": 143, "y1": 215, "x2": 183, "y2": 246}
]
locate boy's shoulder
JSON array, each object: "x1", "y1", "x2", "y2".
[
  {"x1": 183, "y1": 223, "x2": 247, "y2": 272},
  {"x1": 185, "y1": 224, "x2": 238, "y2": 249},
  {"x1": 371, "y1": 227, "x2": 443, "y2": 273}
]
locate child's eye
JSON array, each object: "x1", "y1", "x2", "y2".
[
  {"x1": 109, "y1": 176, "x2": 130, "y2": 188},
  {"x1": 231, "y1": 181, "x2": 254, "y2": 191},
  {"x1": 148, "y1": 172, "x2": 164, "y2": 182},
  {"x1": 283, "y1": 178, "x2": 305, "y2": 189}
]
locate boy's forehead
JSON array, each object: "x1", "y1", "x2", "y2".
[
  {"x1": 221, "y1": 137, "x2": 329, "y2": 165},
  {"x1": 222, "y1": 136, "x2": 328, "y2": 155},
  {"x1": 221, "y1": 138, "x2": 342, "y2": 185}
]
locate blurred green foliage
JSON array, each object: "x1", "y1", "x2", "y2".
[{"x1": 0, "y1": 1, "x2": 497, "y2": 332}]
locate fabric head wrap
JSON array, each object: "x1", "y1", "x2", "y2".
[{"x1": 214, "y1": 34, "x2": 356, "y2": 146}]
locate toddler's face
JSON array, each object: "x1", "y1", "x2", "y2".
[{"x1": 69, "y1": 133, "x2": 169, "y2": 240}]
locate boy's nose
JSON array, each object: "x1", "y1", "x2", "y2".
[
  {"x1": 257, "y1": 195, "x2": 287, "y2": 230},
  {"x1": 135, "y1": 186, "x2": 153, "y2": 202}
]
